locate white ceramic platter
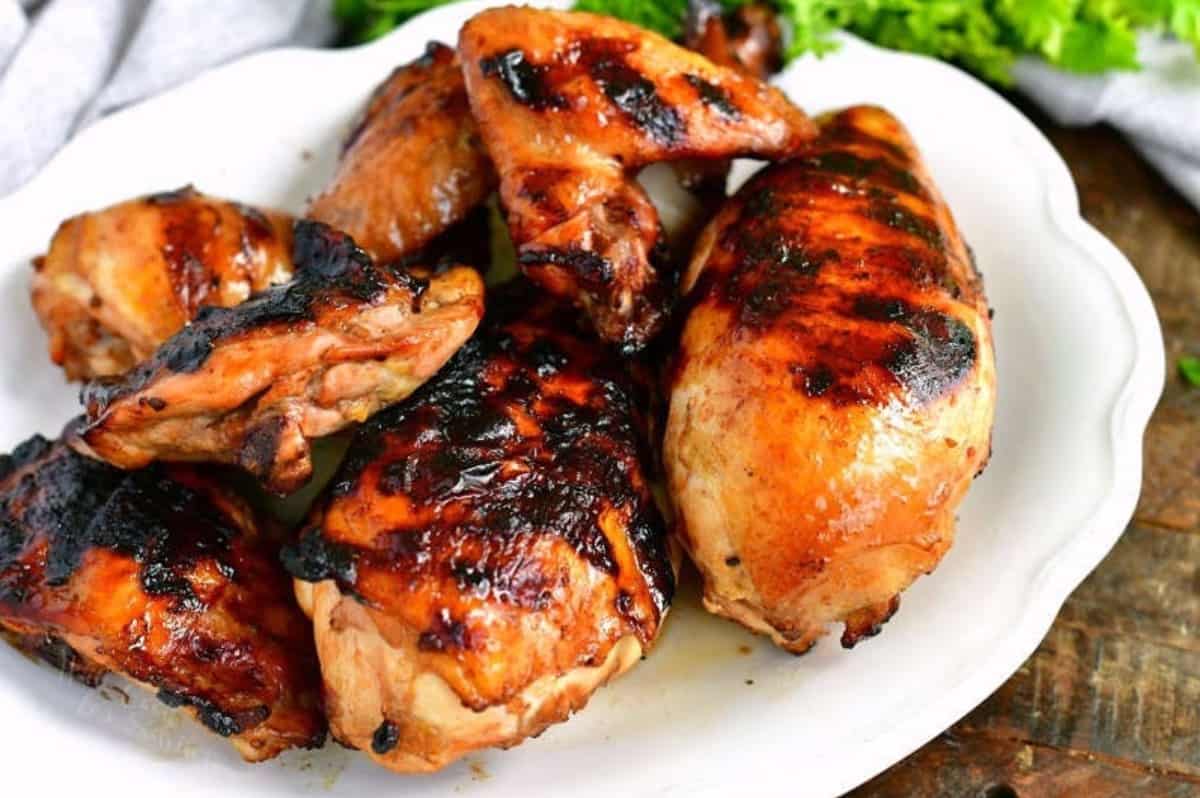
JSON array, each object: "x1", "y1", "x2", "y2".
[{"x1": 0, "y1": 2, "x2": 1164, "y2": 796}]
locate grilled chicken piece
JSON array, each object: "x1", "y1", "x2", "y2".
[
  {"x1": 460, "y1": 7, "x2": 815, "y2": 352},
  {"x1": 0, "y1": 430, "x2": 325, "y2": 761},
  {"x1": 308, "y1": 43, "x2": 496, "y2": 264},
  {"x1": 31, "y1": 187, "x2": 294, "y2": 380},
  {"x1": 676, "y1": 0, "x2": 784, "y2": 200},
  {"x1": 665, "y1": 106, "x2": 996, "y2": 653},
  {"x1": 73, "y1": 221, "x2": 484, "y2": 494},
  {"x1": 283, "y1": 285, "x2": 674, "y2": 772}
]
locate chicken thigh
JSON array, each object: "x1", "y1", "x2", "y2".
[
  {"x1": 283, "y1": 285, "x2": 674, "y2": 772},
  {"x1": 665, "y1": 106, "x2": 996, "y2": 653},
  {"x1": 460, "y1": 6, "x2": 815, "y2": 351},
  {"x1": 307, "y1": 42, "x2": 496, "y2": 263},
  {"x1": 31, "y1": 187, "x2": 294, "y2": 379},
  {"x1": 0, "y1": 430, "x2": 324, "y2": 761},
  {"x1": 73, "y1": 221, "x2": 484, "y2": 494}
]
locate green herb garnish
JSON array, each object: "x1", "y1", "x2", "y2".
[
  {"x1": 1180, "y1": 355, "x2": 1200, "y2": 387},
  {"x1": 335, "y1": 0, "x2": 1200, "y2": 84}
]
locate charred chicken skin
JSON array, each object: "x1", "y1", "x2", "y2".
[
  {"x1": 31, "y1": 187, "x2": 294, "y2": 380},
  {"x1": 307, "y1": 42, "x2": 496, "y2": 264},
  {"x1": 74, "y1": 221, "x2": 484, "y2": 494},
  {"x1": 283, "y1": 286, "x2": 674, "y2": 772},
  {"x1": 0, "y1": 431, "x2": 325, "y2": 761},
  {"x1": 665, "y1": 106, "x2": 996, "y2": 653},
  {"x1": 460, "y1": 6, "x2": 815, "y2": 351}
]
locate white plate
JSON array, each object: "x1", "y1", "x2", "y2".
[{"x1": 0, "y1": 2, "x2": 1164, "y2": 796}]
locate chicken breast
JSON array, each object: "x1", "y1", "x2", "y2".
[
  {"x1": 283, "y1": 285, "x2": 674, "y2": 772},
  {"x1": 307, "y1": 42, "x2": 496, "y2": 264},
  {"x1": 665, "y1": 106, "x2": 996, "y2": 653},
  {"x1": 31, "y1": 187, "x2": 294, "y2": 380},
  {"x1": 73, "y1": 221, "x2": 485, "y2": 494},
  {"x1": 460, "y1": 6, "x2": 815, "y2": 352},
  {"x1": 0, "y1": 429, "x2": 325, "y2": 761}
]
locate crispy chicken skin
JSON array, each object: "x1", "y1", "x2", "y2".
[
  {"x1": 665, "y1": 106, "x2": 996, "y2": 653},
  {"x1": 0, "y1": 431, "x2": 325, "y2": 761},
  {"x1": 460, "y1": 7, "x2": 815, "y2": 351},
  {"x1": 307, "y1": 42, "x2": 496, "y2": 264},
  {"x1": 282, "y1": 286, "x2": 674, "y2": 772},
  {"x1": 73, "y1": 221, "x2": 484, "y2": 494},
  {"x1": 31, "y1": 187, "x2": 294, "y2": 380}
]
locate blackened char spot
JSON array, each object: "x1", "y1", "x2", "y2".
[
  {"x1": 854, "y1": 296, "x2": 977, "y2": 402},
  {"x1": 866, "y1": 200, "x2": 943, "y2": 248},
  {"x1": 156, "y1": 688, "x2": 268, "y2": 737},
  {"x1": 280, "y1": 526, "x2": 357, "y2": 586},
  {"x1": 520, "y1": 247, "x2": 614, "y2": 287},
  {"x1": 238, "y1": 417, "x2": 287, "y2": 482},
  {"x1": 583, "y1": 41, "x2": 684, "y2": 146},
  {"x1": 684, "y1": 74, "x2": 740, "y2": 120},
  {"x1": 371, "y1": 720, "x2": 400, "y2": 754},
  {"x1": 81, "y1": 221, "x2": 389, "y2": 416},
  {"x1": 0, "y1": 434, "x2": 53, "y2": 482},
  {"x1": 479, "y1": 50, "x2": 566, "y2": 111},
  {"x1": 0, "y1": 438, "x2": 239, "y2": 609}
]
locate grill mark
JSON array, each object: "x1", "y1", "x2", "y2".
[
  {"x1": 581, "y1": 39, "x2": 684, "y2": 146},
  {"x1": 519, "y1": 247, "x2": 614, "y2": 287},
  {"x1": 81, "y1": 221, "x2": 388, "y2": 415},
  {"x1": 866, "y1": 200, "x2": 944, "y2": 248},
  {"x1": 479, "y1": 49, "x2": 566, "y2": 111},
  {"x1": 800, "y1": 151, "x2": 925, "y2": 197},
  {"x1": 286, "y1": 284, "x2": 674, "y2": 638},
  {"x1": 684, "y1": 74, "x2": 740, "y2": 120},
  {"x1": 691, "y1": 111, "x2": 978, "y2": 408}
]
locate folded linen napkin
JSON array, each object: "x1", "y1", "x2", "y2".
[
  {"x1": 0, "y1": 0, "x2": 334, "y2": 194},
  {"x1": 1014, "y1": 33, "x2": 1200, "y2": 209}
]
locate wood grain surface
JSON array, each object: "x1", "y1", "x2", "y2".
[{"x1": 852, "y1": 103, "x2": 1200, "y2": 797}]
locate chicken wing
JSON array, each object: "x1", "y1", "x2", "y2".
[
  {"x1": 460, "y1": 7, "x2": 815, "y2": 351},
  {"x1": 0, "y1": 430, "x2": 324, "y2": 761},
  {"x1": 675, "y1": 0, "x2": 783, "y2": 200},
  {"x1": 307, "y1": 42, "x2": 496, "y2": 264},
  {"x1": 73, "y1": 221, "x2": 484, "y2": 494},
  {"x1": 31, "y1": 187, "x2": 294, "y2": 380},
  {"x1": 665, "y1": 106, "x2": 996, "y2": 653},
  {"x1": 282, "y1": 285, "x2": 674, "y2": 772}
]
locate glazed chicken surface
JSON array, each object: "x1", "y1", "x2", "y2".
[
  {"x1": 460, "y1": 6, "x2": 815, "y2": 352},
  {"x1": 307, "y1": 42, "x2": 496, "y2": 264},
  {"x1": 283, "y1": 285, "x2": 674, "y2": 772},
  {"x1": 31, "y1": 187, "x2": 294, "y2": 380},
  {"x1": 665, "y1": 106, "x2": 996, "y2": 653},
  {"x1": 73, "y1": 221, "x2": 484, "y2": 494},
  {"x1": 0, "y1": 430, "x2": 325, "y2": 761}
]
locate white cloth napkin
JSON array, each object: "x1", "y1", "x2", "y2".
[
  {"x1": 0, "y1": 0, "x2": 334, "y2": 195},
  {"x1": 1013, "y1": 33, "x2": 1200, "y2": 209},
  {"x1": 1, "y1": 3, "x2": 1198, "y2": 209}
]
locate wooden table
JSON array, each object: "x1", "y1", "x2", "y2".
[{"x1": 853, "y1": 104, "x2": 1200, "y2": 797}]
